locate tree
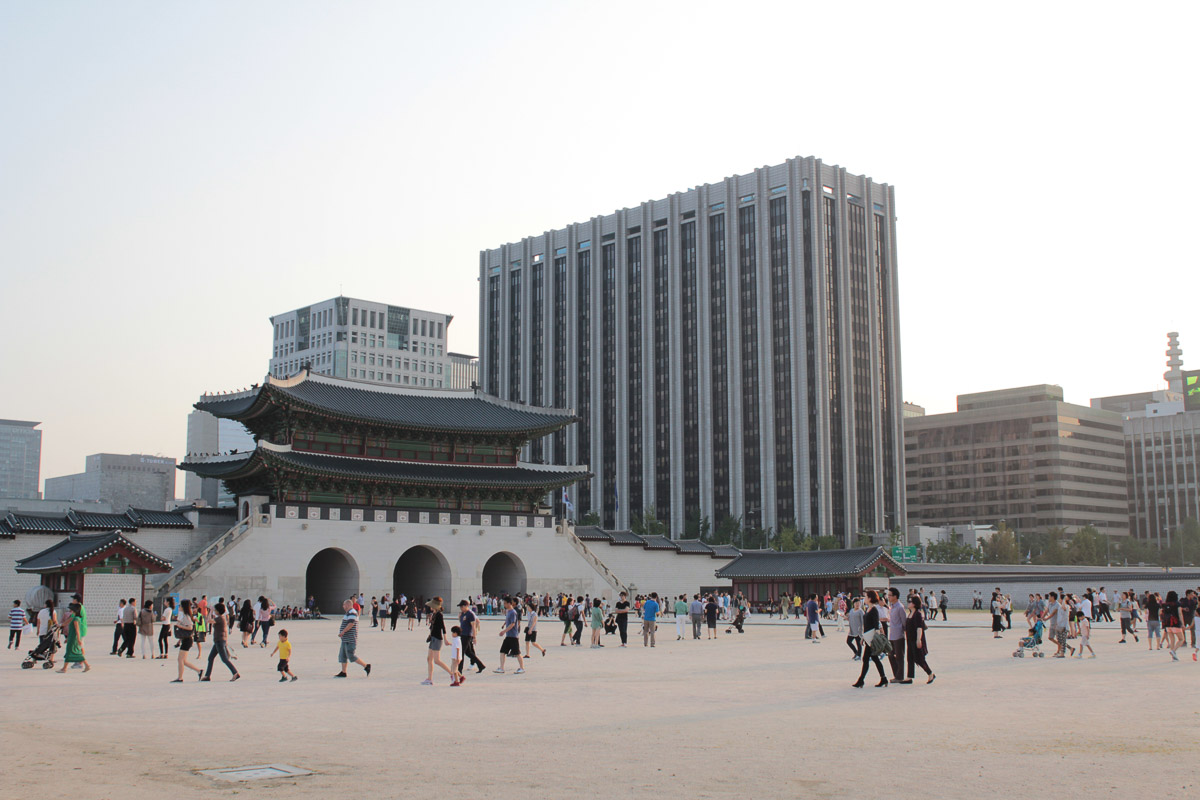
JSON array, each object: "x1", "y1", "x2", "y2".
[
  {"x1": 925, "y1": 541, "x2": 977, "y2": 564},
  {"x1": 709, "y1": 515, "x2": 742, "y2": 546},
  {"x1": 579, "y1": 511, "x2": 601, "y2": 527},
  {"x1": 775, "y1": 524, "x2": 802, "y2": 552},
  {"x1": 1064, "y1": 525, "x2": 1106, "y2": 566},
  {"x1": 631, "y1": 506, "x2": 666, "y2": 538},
  {"x1": 981, "y1": 523, "x2": 1020, "y2": 564}
]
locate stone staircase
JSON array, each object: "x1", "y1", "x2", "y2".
[
  {"x1": 154, "y1": 516, "x2": 255, "y2": 599},
  {"x1": 561, "y1": 522, "x2": 629, "y2": 596}
]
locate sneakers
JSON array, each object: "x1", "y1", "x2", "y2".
[
  {"x1": 450, "y1": 679, "x2": 461, "y2": 687},
  {"x1": 200, "y1": 676, "x2": 211, "y2": 682},
  {"x1": 334, "y1": 672, "x2": 348, "y2": 678},
  {"x1": 364, "y1": 664, "x2": 372, "y2": 676},
  {"x1": 231, "y1": 673, "x2": 240, "y2": 682},
  {"x1": 279, "y1": 676, "x2": 288, "y2": 682},
  {"x1": 493, "y1": 668, "x2": 505, "y2": 673},
  {"x1": 514, "y1": 668, "x2": 525, "y2": 674},
  {"x1": 290, "y1": 675, "x2": 298, "y2": 681},
  {"x1": 420, "y1": 679, "x2": 433, "y2": 685}
]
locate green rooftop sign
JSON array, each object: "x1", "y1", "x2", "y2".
[{"x1": 891, "y1": 545, "x2": 920, "y2": 563}]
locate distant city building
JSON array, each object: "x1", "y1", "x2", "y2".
[
  {"x1": 0, "y1": 419, "x2": 42, "y2": 499},
  {"x1": 902, "y1": 402, "x2": 925, "y2": 418},
  {"x1": 1120, "y1": 333, "x2": 1199, "y2": 545},
  {"x1": 184, "y1": 410, "x2": 256, "y2": 507},
  {"x1": 908, "y1": 523, "x2": 997, "y2": 549},
  {"x1": 447, "y1": 352, "x2": 479, "y2": 390},
  {"x1": 904, "y1": 385, "x2": 1128, "y2": 537},
  {"x1": 44, "y1": 453, "x2": 177, "y2": 512},
  {"x1": 480, "y1": 155, "x2": 905, "y2": 541},
  {"x1": 269, "y1": 296, "x2": 455, "y2": 389},
  {"x1": 1091, "y1": 390, "x2": 1179, "y2": 419}
]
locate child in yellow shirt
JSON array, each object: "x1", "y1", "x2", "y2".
[{"x1": 270, "y1": 629, "x2": 297, "y2": 682}]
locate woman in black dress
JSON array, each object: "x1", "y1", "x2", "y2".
[
  {"x1": 704, "y1": 595, "x2": 719, "y2": 640},
  {"x1": 238, "y1": 599, "x2": 254, "y2": 648},
  {"x1": 853, "y1": 590, "x2": 888, "y2": 688},
  {"x1": 905, "y1": 596, "x2": 935, "y2": 684},
  {"x1": 990, "y1": 592, "x2": 1004, "y2": 638}
]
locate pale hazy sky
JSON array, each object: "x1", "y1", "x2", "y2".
[{"x1": 2, "y1": 2, "x2": 1196, "y2": 498}]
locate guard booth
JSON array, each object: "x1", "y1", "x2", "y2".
[
  {"x1": 15, "y1": 531, "x2": 173, "y2": 612},
  {"x1": 714, "y1": 546, "x2": 906, "y2": 610}
]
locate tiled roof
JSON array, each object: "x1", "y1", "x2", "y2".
[
  {"x1": 714, "y1": 547, "x2": 906, "y2": 579},
  {"x1": 606, "y1": 530, "x2": 646, "y2": 546},
  {"x1": 15, "y1": 532, "x2": 172, "y2": 573},
  {"x1": 195, "y1": 371, "x2": 577, "y2": 437},
  {"x1": 5, "y1": 509, "x2": 192, "y2": 535},
  {"x1": 4, "y1": 513, "x2": 78, "y2": 534},
  {"x1": 707, "y1": 544, "x2": 741, "y2": 559},
  {"x1": 574, "y1": 526, "x2": 612, "y2": 541},
  {"x1": 68, "y1": 511, "x2": 137, "y2": 530},
  {"x1": 673, "y1": 538, "x2": 714, "y2": 555},
  {"x1": 640, "y1": 535, "x2": 679, "y2": 551},
  {"x1": 181, "y1": 446, "x2": 591, "y2": 491}
]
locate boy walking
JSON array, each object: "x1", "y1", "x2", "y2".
[
  {"x1": 449, "y1": 626, "x2": 464, "y2": 686},
  {"x1": 494, "y1": 597, "x2": 525, "y2": 674},
  {"x1": 271, "y1": 629, "x2": 297, "y2": 681},
  {"x1": 9, "y1": 600, "x2": 26, "y2": 649}
]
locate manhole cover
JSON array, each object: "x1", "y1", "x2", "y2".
[{"x1": 198, "y1": 764, "x2": 312, "y2": 782}]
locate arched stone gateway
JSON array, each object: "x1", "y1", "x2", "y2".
[
  {"x1": 393, "y1": 545, "x2": 451, "y2": 602},
  {"x1": 306, "y1": 548, "x2": 360, "y2": 616},
  {"x1": 482, "y1": 551, "x2": 527, "y2": 597}
]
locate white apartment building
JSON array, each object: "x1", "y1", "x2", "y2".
[{"x1": 269, "y1": 296, "x2": 455, "y2": 388}]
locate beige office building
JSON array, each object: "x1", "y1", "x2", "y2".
[{"x1": 904, "y1": 385, "x2": 1128, "y2": 537}]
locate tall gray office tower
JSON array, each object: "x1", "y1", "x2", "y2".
[{"x1": 479, "y1": 156, "x2": 904, "y2": 541}]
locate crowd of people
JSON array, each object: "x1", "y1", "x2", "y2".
[{"x1": 11, "y1": 580, "x2": 1198, "y2": 685}]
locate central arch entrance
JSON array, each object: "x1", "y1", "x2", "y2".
[
  {"x1": 482, "y1": 551, "x2": 527, "y2": 597},
  {"x1": 306, "y1": 548, "x2": 359, "y2": 616},
  {"x1": 393, "y1": 545, "x2": 451, "y2": 603}
]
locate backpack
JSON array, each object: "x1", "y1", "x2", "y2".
[{"x1": 558, "y1": 606, "x2": 567, "y2": 621}]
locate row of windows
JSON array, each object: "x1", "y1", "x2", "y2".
[{"x1": 347, "y1": 369, "x2": 442, "y2": 387}]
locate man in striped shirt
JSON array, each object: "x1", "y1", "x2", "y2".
[
  {"x1": 335, "y1": 598, "x2": 371, "y2": 678},
  {"x1": 9, "y1": 600, "x2": 27, "y2": 649}
]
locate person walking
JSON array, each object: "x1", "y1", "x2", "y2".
[
  {"x1": 270, "y1": 629, "x2": 297, "y2": 681},
  {"x1": 421, "y1": 596, "x2": 452, "y2": 684},
  {"x1": 571, "y1": 596, "x2": 585, "y2": 646},
  {"x1": 238, "y1": 599, "x2": 254, "y2": 648},
  {"x1": 905, "y1": 596, "x2": 935, "y2": 684},
  {"x1": 9, "y1": 599, "x2": 27, "y2": 650},
  {"x1": 171, "y1": 599, "x2": 204, "y2": 682},
  {"x1": 1162, "y1": 590, "x2": 1184, "y2": 661},
  {"x1": 157, "y1": 598, "x2": 174, "y2": 658},
  {"x1": 137, "y1": 599, "x2": 156, "y2": 659},
  {"x1": 938, "y1": 591, "x2": 949, "y2": 622},
  {"x1": 1117, "y1": 591, "x2": 1139, "y2": 644},
  {"x1": 674, "y1": 595, "x2": 688, "y2": 641},
  {"x1": 990, "y1": 592, "x2": 1005, "y2": 639},
  {"x1": 704, "y1": 595, "x2": 719, "y2": 640},
  {"x1": 525, "y1": 599, "x2": 546, "y2": 658},
  {"x1": 457, "y1": 599, "x2": 486, "y2": 673},
  {"x1": 110, "y1": 598, "x2": 126, "y2": 656},
  {"x1": 116, "y1": 597, "x2": 138, "y2": 657},
  {"x1": 389, "y1": 595, "x2": 402, "y2": 632},
  {"x1": 201, "y1": 602, "x2": 240, "y2": 681},
  {"x1": 336, "y1": 598, "x2": 371, "y2": 678},
  {"x1": 256, "y1": 597, "x2": 275, "y2": 647},
  {"x1": 688, "y1": 594, "x2": 703, "y2": 641},
  {"x1": 804, "y1": 594, "x2": 822, "y2": 644},
  {"x1": 56, "y1": 602, "x2": 90, "y2": 674},
  {"x1": 494, "y1": 597, "x2": 525, "y2": 674},
  {"x1": 846, "y1": 597, "x2": 864, "y2": 660},
  {"x1": 614, "y1": 592, "x2": 631, "y2": 647},
  {"x1": 853, "y1": 590, "x2": 888, "y2": 688},
  {"x1": 641, "y1": 593, "x2": 660, "y2": 648},
  {"x1": 887, "y1": 588, "x2": 907, "y2": 682}
]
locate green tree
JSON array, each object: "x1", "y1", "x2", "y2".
[
  {"x1": 814, "y1": 535, "x2": 840, "y2": 551},
  {"x1": 775, "y1": 524, "x2": 802, "y2": 552},
  {"x1": 1031, "y1": 527, "x2": 1069, "y2": 565},
  {"x1": 709, "y1": 514, "x2": 742, "y2": 546},
  {"x1": 925, "y1": 541, "x2": 977, "y2": 564},
  {"x1": 981, "y1": 523, "x2": 1020, "y2": 564},
  {"x1": 578, "y1": 511, "x2": 601, "y2": 527},
  {"x1": 1064, "y1": 525, "x2": 1107, "y2": 565},
  {"x1": 631, "y1": 506, "x2": 667, "y2": 538}
]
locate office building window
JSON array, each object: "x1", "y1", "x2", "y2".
[
  {"x1": 769, "y1": 196, "x2": 795, "y2": 524},
  {"x1": 680, "y1": 220, "x2": 700, "y2": 517},
  {"x1": 487, "y1": 275, "x2": 501, "y2": 395},
  {"x1": 824, "y1": 195, "x2": 846, "y2": 535},
  {"x1": 709, "y1": 213, "x2": 730, "y2": 521},
  {"x1": 509, "y1": 269, "x2": 522, "y2": 402},
  {"x1": 576, "y1": 248, "x2": 592, "y2": 516},
  {"x1": 627, "y1": 235, "x2": 644, "y2": 520},
  {"x1": 738, "y1": 204, "x2": 762, "y2": 519},
  {"x1": 602, "y1": 243, "x2": 617, "y2": 526}
]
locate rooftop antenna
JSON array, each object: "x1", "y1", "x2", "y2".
[{"x1": 1165, "y1": 331, "x2": 1184, "y2": 393}]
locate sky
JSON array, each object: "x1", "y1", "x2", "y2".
[{"x1": 1, "y1": 2, "x2": 1197, "y2": 498}]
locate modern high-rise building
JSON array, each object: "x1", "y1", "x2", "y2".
[
  {"x1": 269, "y1": 296, "x2": 455, "y2": 389},
  {"x1": 0, "y1": 419, "x2": 42, "y2": 499},
  {"x1": 479, "y1": 156, "x2": 904, "y2": 541},
  {"x1": 904, "y1": 385, "x2": 1129, "y2": 537},
  {"x1": 44, "y1": 453, "x2": 177, "y2": 512},
  {"x1": 183, "y1": 410, "x2": 257, "y2": 507},
  {"x1": 1104, "y1": 332, "x2": 1199, "y2": 545},
  {"x1": 447, "y1": 352, "x2": 479, "y2": 390}
]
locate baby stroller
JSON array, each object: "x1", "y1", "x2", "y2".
[
  {"x1": 1012, "y1": 620, "x2": 1045, "y2": 658},
  {"x1": 22, "y1": 625, "x2": 59, "y2": 669}
]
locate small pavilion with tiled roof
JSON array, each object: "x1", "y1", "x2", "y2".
[
  {"x1": 715, "y1": 546, "x2": 906, "y2": 603},
  {"x1": 15, "y1": 531, "x2": 172, "y2": 608}
]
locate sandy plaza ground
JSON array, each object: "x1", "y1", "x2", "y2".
[{"x1": 2, "y1": 611, "x2": 1196, "y2": 799}]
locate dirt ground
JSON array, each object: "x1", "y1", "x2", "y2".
[{"x1": 3, "y1": 613, "x2": 1196, "y2": 799}]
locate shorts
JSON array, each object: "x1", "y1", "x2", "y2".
[
  {"x1": 428, "y1": 637, "x2": 443, "y2": 652},
  {"x1": 810, "y1": 621, "x2": 822, "y2": 634},
  {"x1": 500, "y1": 637, "x2": 520, "y2": 656},
  {"x1": 1148, "y1": 621, "x2": 1162, "y2": 637},
  {"x1": 195, "y1": 631, "x2": 207, "y2": 643},
  {"x1": 277, "y1": 659, "x2": 290, "y2": 673},
  {"x1": 338, "y1": 640, "x2": 357, "y2": 663},
  {"x1": 179, "y1": 635, "x2": 193, "y2": 652},
  {"x1": 1053, "y1": 629, "x2": 1066, "y2": 646},
  {"x1": 524, "y1": 630, "x2": 537, "y2": 643}
]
